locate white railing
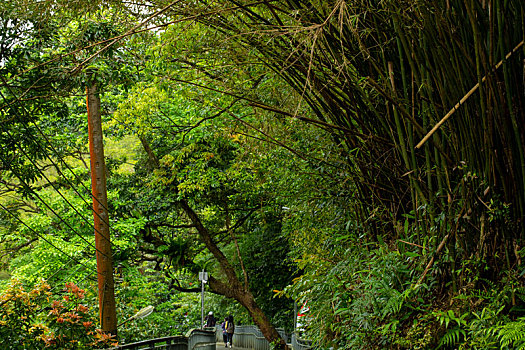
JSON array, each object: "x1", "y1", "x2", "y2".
[
  {"x1": 111, "y1": 328, "x2": 216, "y2": 350},
  {"x1": 214, "y1": 325, "x2": 311, "y2": 350},
  {"x1": 111, "y1": 325, "x2": 312, "y2": 350},
  {"x1": 291, "y1": 332, "x2": 313, "y2": 350}
]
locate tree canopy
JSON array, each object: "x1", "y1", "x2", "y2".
[{"x1": 2, "y1": 0, "x2": 525, "y2": 349}]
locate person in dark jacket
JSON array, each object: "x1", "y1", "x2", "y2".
[
  {"x1": 225, "y1": 315, "x2": 235, "y2": 348},
  {"x1": 205, "y1": 311, "x2": 216, "y2": 327},
  {"x1": 220, "y1": 316, "x2": 228, "y2": 344}
]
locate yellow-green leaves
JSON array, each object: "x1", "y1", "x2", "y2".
[{"x1": 111, "y1": 84, "x2": 170, "y2": 135}]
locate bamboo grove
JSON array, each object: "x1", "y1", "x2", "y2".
[{"x1": 169, "y1": 0, "x2": 525, "y2": 290}]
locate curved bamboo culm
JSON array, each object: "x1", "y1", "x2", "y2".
[{"x1": 415, "y1": 39, "x2": 525, "y2": 149}]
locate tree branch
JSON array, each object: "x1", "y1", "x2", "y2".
[
  {"x1": 179, "y1": 199, "x2": 244, "y2": 291},
  {"x1": 226, "y1": 200, "x2": 249, "y2": 289}
]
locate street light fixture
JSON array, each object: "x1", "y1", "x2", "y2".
[{"x1": 118, "y1": 305, "x2": 155, "y2": 327}]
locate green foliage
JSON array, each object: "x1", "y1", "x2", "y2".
[
  {"x1": 241, "y1": 211, "x2": 295, "y2": 330},
  {"x1": 440, "y1": 328, "x2": 467, "y2": 348},
  {"x1": 498, "y1": 318, "x2": 525, "y2": 349},
  {"x1": 116, "y1": 266, "x2": 202, "y2": 343}
]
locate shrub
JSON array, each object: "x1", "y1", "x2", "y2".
[{"x1": 0, "y1": 279, "x2": 116, "y2": 349}]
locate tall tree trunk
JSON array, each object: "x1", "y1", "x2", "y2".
[{"x1": 179, "y1": 200, "x2": 287, "y2": 349}]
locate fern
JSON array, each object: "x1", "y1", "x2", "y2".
[
  {"x1": 498, "y1": 317, "x2": 525, "y2": 348},
  {"x1": 439, "y1": 328, "x2": 466, "y2": 348},
  {"x1": 380, "y1": 288, "x2": 405, "y2": 319}
]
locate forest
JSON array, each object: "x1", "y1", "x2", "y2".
[{"x1": 1, "y1": 0, "x2": 525, "y2": 349}]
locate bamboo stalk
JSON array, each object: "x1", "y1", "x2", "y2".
[
  {"x1": 416, "y1": 233, "x2": 449, "y2": 287},
  {"x1": 415, "y1": 39, "x2": 524, "y2": 149}
]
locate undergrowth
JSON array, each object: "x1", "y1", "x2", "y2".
[{"x1": 288, "y1": 235, "x2": 525, "y2": 349}]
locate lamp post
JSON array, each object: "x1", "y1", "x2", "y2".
[
  {"x1": 199, "y1": 269, "x2": 208, "y2": 329},
  {"x1": 294, "y1": 302, "x2": 298, "y2": 331}
]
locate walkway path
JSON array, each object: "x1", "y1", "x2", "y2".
[{"x1": 216, "y1": 342, "x2": 253, "y2": 350}]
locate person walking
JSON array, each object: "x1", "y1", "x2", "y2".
[
  {"x1": 220, "y1": 316, "x2": 228, "y2": 344},
  {"x1": 205, "y1": 311, "x2": 216, "y2": 327},
  {"x1": 225, "y1": 314, "x2": 235, "y2": 348}
]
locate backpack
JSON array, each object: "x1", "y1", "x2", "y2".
[{"x1": 226, "y1": 321, "x2": 234, "y2": 333}]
